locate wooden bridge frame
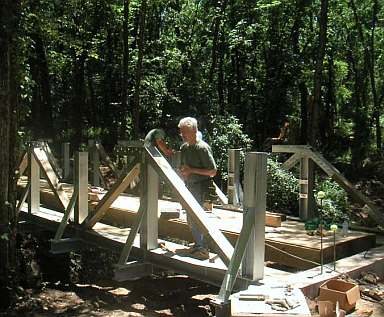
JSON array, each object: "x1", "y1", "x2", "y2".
[
  {"x1": 272, "y1": 144, "x2": 384, "y2": 225},
  {"x1": 18, "y1": 142, "x2": 268, "y2": 309}
]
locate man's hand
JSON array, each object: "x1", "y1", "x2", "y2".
[
  {"x1": 164, "y1": 148, "x2": 175, "y2": 157},
  {"x1": 180, "y1": 164, "x2": 192, "y2": 179}
]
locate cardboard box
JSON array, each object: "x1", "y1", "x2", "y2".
[{"x1": 318, "y1": 279, "x2": 360, "y2": 313}]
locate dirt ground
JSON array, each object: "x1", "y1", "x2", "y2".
[
  {"x1": 2, "y1": 276, "x2": 384, "y2": 317},
  {"x1": 7, "y1": 232, "x2": 380, "y2": 317},
  {"x1": 2, "y1": 275, "x2": 218, "y2": 317}
]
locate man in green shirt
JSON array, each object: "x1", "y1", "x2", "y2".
[{"x1": 178, "y1": 117, "x2": 217, "y2": 259}]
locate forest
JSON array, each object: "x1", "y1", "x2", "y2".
[{"x1": 0, "y1": 0, "x2": 383, "y2": 313}]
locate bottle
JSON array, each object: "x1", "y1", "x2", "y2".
[{"x1": 342, "y1": 220, "x2": 349, "y2": 237}]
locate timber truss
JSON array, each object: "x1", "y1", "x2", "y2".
[
  {"x1": 272, "y1": 144, "x2": 384, "y2": 225},
  {"x1": 17, "y1": 141, "x2": 268, "y2": 307}
]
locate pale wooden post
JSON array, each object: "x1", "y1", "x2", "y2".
[
  {"x1": 28, "y1": 146, "x2": 40, "y2": 214},
  {"x1": 228, "y1": 149, "x2": 242, "y2": 206},
  {"x1": 62, "y1": 142, "x2": 71, "y2": 180},
  {"x1": 299, "y1": 156, "x2": 315, "y2": 220},
  {"x1": 74, "y1": 152, "x2": 88, "y2": 224},
  {"x1": 241, "y1": 152, "x2": 267, "y2": 280},
  {"x1": 88, "y1": 139, "x2": 100, "y2": 186},
  {"x1": 140, "y1": 155, "x2": 158, "y2": 250}
]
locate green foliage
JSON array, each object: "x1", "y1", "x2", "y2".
[
  {"x1": 316, "y1": 178, "x2": 349, "y2": 223},
  {"x1": 209, "y1": 115, "x2": 252, "y2": 182},
  {"x1": 267, "y1": 158, "x2": 299, "y2": 213}
]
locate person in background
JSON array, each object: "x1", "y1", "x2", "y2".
[
  {"x1": 144, "y1": 128, "x2": 174, "y2": 157},
  {"x1": 262, "y1": 117, "x2": 290, "y2": 151},
  {"x1": 178, "y1": 117, "x2": 217, "y2": 260}
]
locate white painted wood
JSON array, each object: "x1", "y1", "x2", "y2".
[
  {"x1": 74, "y1": 152, "x2": 88, "y2": 224},
  {"x1": 33, "y1": 147, "x2": 70, "y2": 210},
  {"x1": 28, "y1": 149, "x2": 40, "y2": 214},
  {"x1": 140, "y1": 162, "x2": 159, "y2": 250},
  {"x1": 84, "y1": 163, "x2": 141, "y2": 229},
  {"x1": 299, "y1": 157, "x2": 315, "y2": 220},
  {"x1": 145, "y1": 145, "x2": 234, "y2": 266},
  {"x1": 62, "y1": 142, "x2": 71, "y2": 180},
  {"x1": 242, "y1": 152, "x2": 267, "y2": 281},
  {"x1": 228, "y1": 149, "x2": 242, "y2": 206},
  {"x1": 88, "y1": 140, "x2": 100, "y2": 186}
]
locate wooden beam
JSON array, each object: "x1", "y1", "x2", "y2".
[
  {"x1": 18, "y1": 152, "x2": 28, "y2": 177},
  {"x1": 54, "y1": 187, "x2": 78, "y2": 240},
  {"x1": 242, "y1": 152, "x2": 267, "y2": 280},
  {"x1": 309, "y1": 151, "x2": 384, "y2": 225},
  {"x1": 95, "y1": 142, "x2": 119, "y2": 176},
  {"x1": 26, "y1": 187, "x2": 376, "y2": 270},
  {"x1": 114, "y1": 261, "x2": 153, "y2": 282},
  {"x1": 33, "y1": 147, "x2": 69, "y2": 210},
  {"x1": 281, "y1": 152, "x2": 302, "y2": 170},
  {"x1": 214, "y1": 182, "x2": 228, "y2": 205},
  {"x1": 29, "y1": 149, "x2": 40, "y2": 213},
  {"x1": 145, "y1": 145, "x2": 234, "y2": 266},
  {"x1": 83, "y1": 163, "x2": 141, "y2": 229},
  {"x1": 272, "y1": 144, "x2": 312, "y2": 154}
]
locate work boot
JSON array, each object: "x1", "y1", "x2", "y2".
[{"x1": 190, "y1": 247, "x2": 209, "y2": 260}]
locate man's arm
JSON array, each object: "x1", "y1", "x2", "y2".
[
  {"x1": 180, "y1": 165, "x2": 216, "y2": 179},
  {"x1": 180, "y1": 145, "x2": 217, "y2": 179},
  {"x1": 155, "y1": 138, "x2": 174, "y2": 157}
]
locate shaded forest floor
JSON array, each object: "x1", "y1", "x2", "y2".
[{"x1": 2, "y1": 276, "x2": 217, "y2": 317}]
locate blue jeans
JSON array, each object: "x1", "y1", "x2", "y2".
[{"x1": 186, "y1": 182, "x2": 206, "y2": 249}]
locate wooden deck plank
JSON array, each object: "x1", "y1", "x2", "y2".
[
  {"x1": 17, "y1": 179, "x2": 376, "y2": 270},
  {"x1": 18, "y1": 206, "x2": 254, "y2": 288}
]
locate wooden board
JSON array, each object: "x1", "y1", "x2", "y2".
[
  {"x1": 145, "y1": 145, "x2": 234, "y2": 266},
  {"x1": 33, "y1": 147, "x2": 69, "y2": 210},
  {"x1": 18, "y1": 206, "x2": 253, "y2": 288},
  {"x1": 23, "y1": 183, "x2": 374, "y2": 270}
]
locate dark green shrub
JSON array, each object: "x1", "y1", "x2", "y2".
[
  {"x1": 267, "y1": 159, "x2": 299, "y2": 214},
  {"x1": 315, "y1": 178, "x2": 349, "y2": 223},
  {"x1": 209, "y1": 115, "x2": 252, "y2": 184}
]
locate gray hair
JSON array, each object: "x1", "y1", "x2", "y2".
[{"x1": 178, "y1": 117, "x2": 198, "y2": 130}]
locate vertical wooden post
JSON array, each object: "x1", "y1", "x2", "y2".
[
  {"x1": 74, "y1": 152, "x2": 88, "y2": 224},
  {"x1": 88, "y1": 139, "x2": 100, "y2": 186},
  {"x1": 241, "y1": 152, "x2": 267, "y2": 280},
  {"x1": 140, "y1": 155, "x2": 158, "y2": 250},
  {"x1": 62, "y1": 142, "x2": 71, "y2": 180},
  {"x1": 228, "y1": 149, "x2": 242, "y2": 206},
  {"x1": 28, "y1": 146, "x2": 40, "y2": 214},
  {"x1": 299, "y1": 156, "x2": 315, "y2": 220}
]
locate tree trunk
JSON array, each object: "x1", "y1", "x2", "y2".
[
  {"x1": 299, "y1": 82, "x2": 308, "y2": 144},
  {"x1": 217, "y1": 30, "x2": 226, "y2": 115},
  {"x1": 132, "y1": 0, "x2": 148, "y2": 137},
  {"x1": 349, "y1": 0, "x2": 381, "y2": 151},
  {"x1": 347, "y1": 37, "x2": 370, "y2": 169},
  {"x1": 72, "y1": 51, "x2": 87, "y2": 149},
  {"x1": 28, "y1": 0, "x2": 53, "y2": 140},
  {"x1": 0, "y1": 0, "x2": 21, "y2": 308},
  {"x1": 29, "y1": 32, "x2": 53, "y2": 140},
  {"x1": 121, "y1": 0, "x2": 131, "y2": 136},
  {"x1": 322, "y1": 52, "x2": 336, "y2": 145},
  {"x1": 310, "y1": 0, "x2": 328, "y2": 147}
]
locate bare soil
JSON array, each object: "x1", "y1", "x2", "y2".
[{"x1": 2, "y1": 275, "x2": 218, "y2": 317}]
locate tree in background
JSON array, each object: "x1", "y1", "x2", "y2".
[{"x1": 0, "y1": 0, "x2": 21, "y2": 308}]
